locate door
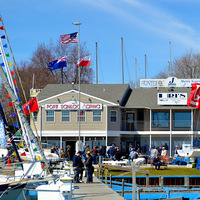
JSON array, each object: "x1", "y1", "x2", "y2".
[{"x1": 126, "y1": 113, "x2": 135, "y2": 131}]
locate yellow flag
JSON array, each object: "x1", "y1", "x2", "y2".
[
  {"x1": 36, "y1": 156, "x2": 41, "y2": 160},
  {"x1": 18, "y1": 142, "x2": 23, "y2": 147},
  {"x1": 12, "y1": 151, "x2": 16, "y2": 156},
  {"x1": 8, "y1": 62, "x2": 12, "y2": 66}
]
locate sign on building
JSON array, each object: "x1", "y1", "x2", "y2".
[
  {"x1": 45, "y1": 100, "x2": 103, "y2": 110},
  {"x1": 157, "y1": 93, "x2": 187, "y2": 105},
  {"x1": 140, "y1": 77, "x2": 200, "y2": 88},
  {"x1": 30, "y1": 89, "x2": 42, "y2": 97}
]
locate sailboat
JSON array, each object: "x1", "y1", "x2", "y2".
[
  {"x1": 177, "y1": 143, "x2": 200, "y2": 158},
  {"x1": 0, "y1": 15, "x2": 62, "y2": 199}
]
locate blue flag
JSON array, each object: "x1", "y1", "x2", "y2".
[
  {"x1": 13, "y1": 122, "x2": 19, "y2": 127},
  {"x1": 0, "y1": 121, "x2": 6, "y2": 149},
  {"x1": 3, "y1": 44, "x2": 7, "y2": 48},
  {"x1": 10, "y1": 112, "x2": 16, "y2": 117},
  {"x1": 1, "y1": 35, "x2": 5, "y2": 39},
  {"x1": 1, "y1": 63, "x2": 4, "y2": 66},
  {"x1": 49, "y1": 57, "x2": 67, "y2": 71}
]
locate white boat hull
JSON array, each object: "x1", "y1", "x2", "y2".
[
  {"x1": 18, "y1": 149, "x2": 59, "y2": 161},
  {"x1": 177, "y1": 143, "x2": 200, "y2": 158}
]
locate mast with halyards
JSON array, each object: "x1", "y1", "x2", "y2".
[
  {"x1": 0, "y1": 63, "x2": 50, "y2": 170},
  {"x1": 0, "y1": 16, "x2": 50, "y2": 170},
  {"x1": 0, "y1": 16, "x2": 35, "y2": 160}
]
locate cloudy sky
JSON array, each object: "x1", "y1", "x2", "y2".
[{"x1": 1, "y1": 0, "x2": 200, "y2": 84}]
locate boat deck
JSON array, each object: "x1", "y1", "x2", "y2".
[{"x1": 73, "y1": 176, "x2": 124, "y2": 200}]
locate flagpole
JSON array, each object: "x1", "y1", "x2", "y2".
[{"x1": 73, "y1": 22, "x2": 82, "y2": 151}]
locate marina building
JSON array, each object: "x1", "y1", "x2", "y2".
[{"x1": 31, "y1": 77, "x2": 200, "y2": 157}]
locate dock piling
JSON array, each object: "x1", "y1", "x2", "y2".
[{"x1": 122, "y1": 178, "x2": 124, "y2": 197}]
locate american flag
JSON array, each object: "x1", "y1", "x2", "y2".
[{"x1": 60, "y1": 32, "x2": 78, "y2": 44}]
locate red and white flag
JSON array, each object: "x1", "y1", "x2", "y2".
[
  {"x1": 187, "y1": 83, "x2": 200, "y2": 109},
  {"x1": 77, "y1": 55, "x2": 91, "y2": 67}
]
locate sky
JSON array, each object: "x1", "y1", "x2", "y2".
[{"x1": 1, "y1": 0, "x2": 200, "y2": 85}]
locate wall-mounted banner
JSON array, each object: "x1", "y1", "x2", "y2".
[
  {"x1": 0, "y1": 120, "x2": 6, "y2": 149},
  {"x1": 157, "y1": 93, "x2": 187, "y2": 105},
  {"x1": 140, "y1": 77, "x2": 200, "y2": 88},
  {"x1": 45, "y1": 100, "x2": 103, "y2": 110}
]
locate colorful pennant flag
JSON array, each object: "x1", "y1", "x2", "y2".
[
  {"x1": 23, "y1": 97, "x2": 39, "y2": 115},
  {"x1": 21, "y1": 152, "x2": 26, "y2": 156},
  {"x1": 36, "y1": 156, "x2": 41, "y2": 160},
  {"x1": 1, "y1": 63, "x2": 4, "y2": 66},
  {"x1": 33, "y1": 147, "x2": 37, "y2": 151},
  {"x1": 0, "y1": 17, "x2": 1, "y2": 21},
  {"x1": 12, "y1": 151, "x2": 16, "y2": 156},
  {"x1": 8, "y1": 62, "x2": 12, "y2": 66},
  {"x1": 5, "y1": 53, "x2": 9, "y2": 57},
  {"x1": 4, "y1": 44, "x2": 7, "y2": 48},
  {"x1": 60, "y1": 32, "x2": 78, "y2": 44},
  {"x1": 6, "y1": 94, "x2": 10, "y2": 98},
  {"x1": 7, "y1": 102, "x2": 14, "y2": 107},
  {"x1": 0, "y1": 26, "x2": 4, "y2": 30},
  {"x1": 16, "y1": 132, "x2": 21, "y2": 136},
  {"x1": 11, "y1": 71, "x2": 14, "y2": 75},
  {"x1": 18, "y1": 97, "x2": 21, "y2": 101},
  {"x1": 1, "y1": 35, "x2": 5, "y2": 39},
  {"x1": 77, "y1": 55, "x2": 91, "y2": 67},
  {"x1": 31, "y1": 140, "x2": 34, "y2": 143},
  {"x1": 18, "y1": 142, "x2": 24, "y2": 147},
  {"x1": 13, "y1": 80, "x2": 16, "y2": 84},
  {"x1": 13, "y1": 122, "x2": 19, "y2": 127},
  {"x1": 16, "y1": 88, "x2": 18, "y2": 92},
  {"x1": 8, "y1": 140, "x2": 11, "y2": 144},
  {"x1": 9, "y1": 112, "x2": 16, "y2": 117}
]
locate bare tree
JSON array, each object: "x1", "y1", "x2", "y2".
[{"x1": 172, "y1": 50, "x2": 200, "y2": 78}]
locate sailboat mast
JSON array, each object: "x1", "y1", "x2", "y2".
[
  {"x1": 0, "y1": 63, "x2": 50, "y2": 171},
  {"x1": 96, "y1": 42, "x2": 98, "y2": 84},
  {"x1": 121, "y1": 37, "x2": 124, "y2": 84}
]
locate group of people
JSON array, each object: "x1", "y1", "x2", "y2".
[
  {"x1": 51, "y1": 146, "x2": 66, "y2": 158},
  {"x1": 73, "y1": 150, "x2": 94, "y2": 183}
]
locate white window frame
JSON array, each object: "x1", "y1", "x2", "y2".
[
  {"x1": 77, "y1": 110, "x2": 86, "y2": 123},
  {"x1": 33, "y1": 111, "x2": 38, "y2": 123},
  {"x1": 61, "y1": 110, "x2": 71, "y2": 122},
  {"x1": 46, "y1": 110, "x2": 55, "y2": 123},
  {"x1": 110, "y1": 110, "x2": 117, "y2": 123},
  {"x1": 92, "y1": 110, "x2": 102, "y2": 122}
]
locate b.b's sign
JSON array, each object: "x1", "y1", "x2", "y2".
[{"x1": 157, "y1": 93, "x2": 187, "y2": 105}]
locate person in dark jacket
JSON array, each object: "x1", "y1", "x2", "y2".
[
  {"x1": 114, "y1": 148, "x2": 121, "y2": 161},
  {"x1": 153, "y1": 154, "x2": 161, "y2": 170},
  {"x1": 73, "y1": 151, "x2": 83, "y2": 183},
  {"x1": 85, "y1": 153, "x2": 93, "y2": 183},
  {"x1": 98, "y1": 146, "x2": 105, "y2": 163},
  {"x1": 110, "y1": 146, "x2": 116, "y2": 160}
]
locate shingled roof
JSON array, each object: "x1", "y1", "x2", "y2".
[
  {"x1": 37, "y1": 84, "x2": 131, "y2": 105},
  {"x1": 126, "y1": 87, "x2": 192, "y2": 109}
]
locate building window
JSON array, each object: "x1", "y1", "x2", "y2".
[
  {"x1": 33, "y1": 111, "x2": 38, "y2": 122},
  {"x1": 93, "y1": 110, "x2": 101, "y2": 122},
  {"x1": 110, "y1": 110, "x2": 117, "y2": 122},
  {"x1": 77, "y1": 110, "x2": 86, "y2": 122},
  {"x1": 46, "y1": 110, "x2": 55, "y2": 122},
  {"x1": 174, "y1": 112, "x2": 191, "y2": 128},
  {"x1": 62, "y1": 110, "x2": 70, "y2": 122},
  {"x1": 152, "y1": 112, "x2": 169, "y2": 127}
]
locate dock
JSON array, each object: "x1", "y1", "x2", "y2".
[{"x1": 73, "y1": 176, "x2": 124, "y2": 200}]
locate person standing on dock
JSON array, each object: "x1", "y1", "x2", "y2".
[
  {"x1": 85, "y1": 152, "x2": 93, "y2": 183},
  {"x1": 98, "y1": 146, "x2": 105, "y2": 163},
  {"x1": 91, "y1": 146, "x2": 98, "y2": 164},
  {"x1": 73, "y1": 151, "x2": 83, "y2": 183}
]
